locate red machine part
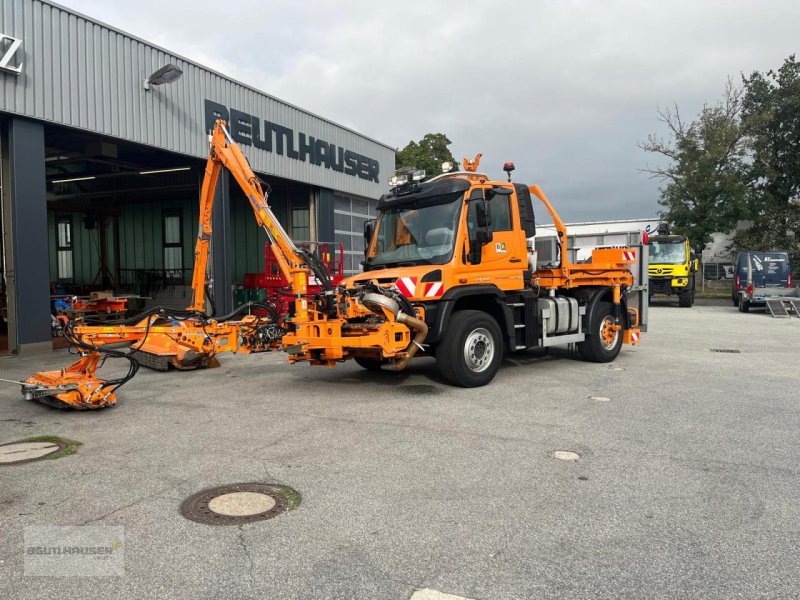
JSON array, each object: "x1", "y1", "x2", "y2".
[{"x1": 243, "y1": 241, "x2": 345, "y2": 314}]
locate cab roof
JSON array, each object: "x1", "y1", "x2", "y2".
[{"x1": 377, "y1": 177, "x2": 471, "y2": 210}]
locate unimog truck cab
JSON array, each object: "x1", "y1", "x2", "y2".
[
  {"x1": 349, "y1": 159, "x2": 646, "y2": 387},
  {"x1": 647, "y1": 223, "x2": 699, "y2": 307}
]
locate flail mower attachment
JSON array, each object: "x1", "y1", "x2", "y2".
[{"x1": 22, "y1": 353, "x2": 128, "y2": 410}]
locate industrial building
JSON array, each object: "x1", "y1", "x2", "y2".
[{"x1": 0, "y1": 0, "x2": 394, "y2": 355}]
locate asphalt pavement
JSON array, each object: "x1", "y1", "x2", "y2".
[{"x1": 0, "y1": 300, "x2": 798, "y2": 599}]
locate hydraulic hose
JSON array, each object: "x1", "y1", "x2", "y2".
[{"x1": 390, "y1": 312, "x2": 429, "y2": 371}]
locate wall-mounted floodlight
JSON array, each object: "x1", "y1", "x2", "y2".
[{"x1": 144, "y1": 64, "x2": 183, "y2": 90}]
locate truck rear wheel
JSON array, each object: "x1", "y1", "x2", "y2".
[
  {"x1": 577, "y1": 302, "x2": 623, "y2": 363},
  {"x1": 738, "y1": 297, "x2": 750, "y2": 313},
  {"x1": 678, "y1": 289, "x2": 694, "y2": 307},
  {"x1": 436, "y1": 310, "x2": 503, "y2": 387}
]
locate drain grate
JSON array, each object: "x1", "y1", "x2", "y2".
[
  {"x1": 180, "y1": 483, "x2": 300, "y2": 526},
  {"x1": 708, "y1": 348, "x2": 741, "y2": 353}
]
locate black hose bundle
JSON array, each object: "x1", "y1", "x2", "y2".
[
  {"x1": 62, "y1": 319, "x2": 140, "y2": 395},
  {"x1": 298, "y1": 248, "x2": 337, "y2": 316}
]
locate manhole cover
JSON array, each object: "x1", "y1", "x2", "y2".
[
  {"x1": 708, "y1": 348, "x2": 741, "y2": 353},
  {"x1": 552, "y1": 450, "x2": 580, "y2": 461},
  {"x1": 0, "y1": 441, "x2": 64, "y2": 465},
  {"x1": 589, "y1": 396, "x2": 611, "y2": 402},
  {"x1": 180, "y1": 483, "x2": 300, "y2": 526}
]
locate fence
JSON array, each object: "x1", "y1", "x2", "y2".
[{"x1": 700, "y1": 261, "x2": 734, "y2": 294}]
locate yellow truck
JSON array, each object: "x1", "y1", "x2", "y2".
[{"x1": 647, "y1": 224, "x2": 699, "y2": 307}]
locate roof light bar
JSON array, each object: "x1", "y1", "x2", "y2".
[{"x1": 389, "y1": 173, "x2": 409, "y2": 188}]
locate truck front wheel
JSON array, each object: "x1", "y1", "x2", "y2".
[
  {"x1": 436, "y1": 310, "x2": 503, "y2": 387},
  {"x1": 578, "y1": 302, "x2": 623, "y2": 363},
  {"x1": 678, "y1": 289, "x2": 694, "y2": 307}
]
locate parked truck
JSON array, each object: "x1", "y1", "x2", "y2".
[
  {"x1": 647, "y1": 223, "x2": 699, "y2": 307},
  {"x1": 732, "y1": 250, "x2": 798, "y2": 315},
  {"x1": 21, "y1": 123, "x2": 646, "y2": 408}
]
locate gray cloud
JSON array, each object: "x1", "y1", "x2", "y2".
[{"x1": 59, "y1": 0, "x2": 800, "y2": 221}]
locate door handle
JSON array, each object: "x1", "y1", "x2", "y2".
[{"x1": 509, "y1": 257, "x2": 522, "y2": 263}]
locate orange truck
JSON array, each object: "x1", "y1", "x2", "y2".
[{"x1": 21, "y1": 122, "x2": 646, "y2": 409}]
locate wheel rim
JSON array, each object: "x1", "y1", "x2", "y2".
[
  {"x1": 599, "y1": 317, "x2": 619, "y2": 350},
  {"x1": 463, "y1": 328, "x2": 495, "y2": 373}
]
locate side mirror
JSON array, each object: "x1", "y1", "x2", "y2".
[
  {"x1": 363, "y1": 219, "x2": 375, "y2": 254},
  {"x1": 475, "y1": 200, "x2": 491, "y2": 228},
  {"x1": 693, "y1": 258, "x2": 699, "y2": 272},
  {"x1": 486, "y1": 186, "x2": 512, "y2": 199},
  {"x1": 469, "y1": 230, "x2": 492, "y2": 265}
]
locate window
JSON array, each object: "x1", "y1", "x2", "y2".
[
  {"x1": 291, "y1": 206, "x2": 310, "y2": 242},
  {"x1": 333, "y1": 194, "x2": 377, "y2": 275},
  {"x1": 162, "y1": 210, "x2": 183, "y2": 278},
  {"x1": 466, "y1": 189, "x2": 513, "y2": 237},
  {"x1": 56, "y1": 215, "x2": 73, "y2": 280}
]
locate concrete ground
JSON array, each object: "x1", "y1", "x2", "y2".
[{"x1": 0, "y1": 300, "x2": 798, "y2": 599}]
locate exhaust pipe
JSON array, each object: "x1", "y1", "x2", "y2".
[
  {"x1": 359, "y1": 292, "x2": 428, "y2": 371},
  {"x1": 391, "y1": 312, "x2": 428, "y2": 371}
]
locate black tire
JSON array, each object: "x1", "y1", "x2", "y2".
[
  {"x1": 678, "y1": 289, "x2": 694, "y2": 307},
  {"x1": 739, "y1": 298, "x2": 750, "y2": 313},
  {"x1": 435, "y1": 310, "x2": 503, "y2": 387},
  {"x1": 354, "y1": 356, "x2": 385, "y2": 371},
  {"x1": 577, "y1": 302, "x2": 623, "y2": 363},
  {"x1": 732, "y1": 295, "x2": 739, "y2": 307}
]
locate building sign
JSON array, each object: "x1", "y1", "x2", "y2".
[
  {"x1": 205, "y1": 100, "x2": 380, "y2": 183},
  {"x1": 0, "y1": 34, "x2": 23, "y2": 74}
]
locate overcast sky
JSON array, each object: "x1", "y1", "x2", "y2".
[{"x1": 59, "y1": 0, "x2": 800, "y2": 222}]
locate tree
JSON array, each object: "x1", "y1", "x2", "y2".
[
  {"x1": 396, "y1": 133, "x2": 457, "y2": 179},
  {"x1": 735, "y1": 56, "x2": 800, "y2": 265},
  {"x1": 639, "y1": 80, "x2": 750, "y2": 250}
]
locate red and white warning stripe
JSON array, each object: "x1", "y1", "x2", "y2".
[
  {"x1": 424, "y1": 282, "x2": 443, "y2": 298},
  {"x1": 622, "y1": 250, "x2": 636, "y2": 261},
  {"x1": 395, "y1": 277, "x2": 417, "y2": 297},
  {"x1": 630, "y1": 331, "x2": 640, "y2": 343}
]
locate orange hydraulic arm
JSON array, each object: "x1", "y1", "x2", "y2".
[
  {"x1": 528, "y1": 184, "x2": 634, "y2": 290},
  {"x1": 190, "y1": 121, "x2": 310, "y2": 321},
  {"x1": 22, "y1": 120, "x2": 424, "y2": 409}
]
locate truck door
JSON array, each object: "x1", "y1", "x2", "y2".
[{"x1": 461, "y1": 187, "x2": 525, "y2": 289}]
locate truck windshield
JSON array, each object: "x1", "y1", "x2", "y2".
[
  {"x1": 649, "y1": 240, "x2": 686, "y2": 264},
  {"x1": 366, "y1": 195, "x2": 463, "y2": 267}
]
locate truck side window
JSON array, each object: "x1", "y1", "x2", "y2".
[
  {"x1": 466, "y1": 189, "x2": 512, "y2": 235},
  {"x1": 489, "y1": 195, "x2": 511, "y2": 232}
]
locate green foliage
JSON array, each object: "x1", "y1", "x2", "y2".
[
  {"x1": 735, "y1": 56, "x2": 800, "y2": 266},
  {"x1": 640, "y1": 80, "x2": 750, "y2": 249},
  {"x1": 642, "y1": 55, "x2": 800, "y2": 267},
  {"x1": 396, "y1": 133, "x2": 457, "y2": 179}
]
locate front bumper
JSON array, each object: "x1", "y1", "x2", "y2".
[{"x1": 649, "y1": 275, "x2": 689, "y2": 295}]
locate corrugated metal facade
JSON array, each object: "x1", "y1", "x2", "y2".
[{"x1": 0, "y1": 0, "x2": 394, "y2": 199}]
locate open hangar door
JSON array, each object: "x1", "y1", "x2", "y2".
[{"x1": 39, "y1": 125, "x2": 308, "y2": 347}]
